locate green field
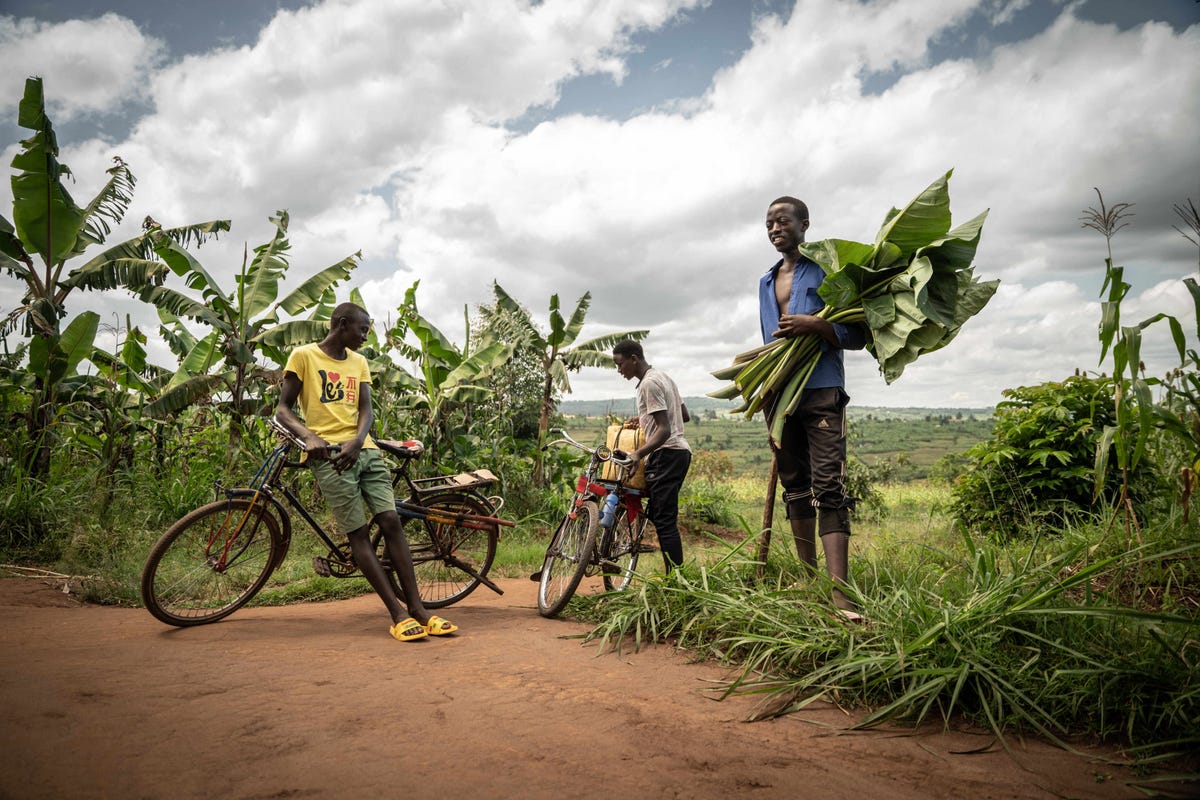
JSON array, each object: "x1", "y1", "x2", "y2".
[{"x1": 557, "y1": 403, "x2": 993, "y2": 482}]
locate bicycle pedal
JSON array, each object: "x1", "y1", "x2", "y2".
[{"x1": 312, "y1": 556, "x2": 332, "y2": 577}]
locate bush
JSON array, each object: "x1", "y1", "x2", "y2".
[
  {"x1": 951, "y1": 374, "x2": 1163, "y2": 541},
  {"x1": 681, "y1": 479, "x2": 736, "y2": 526},
  {"x1": 689, "y1": 449, "x2": 734, "y2": 483},
  {"x1": 847, "y1": 454, "x2": 889, "y2": 522},
  {"x1": 0, "y1": 468, "x2": 74, "y2": 560}
]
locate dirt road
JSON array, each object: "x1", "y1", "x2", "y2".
[{"x1": 0, "y1": 575, "x2": 1164, "y2": 799}]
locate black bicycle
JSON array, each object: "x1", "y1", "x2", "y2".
[
  {"x1": 536, "y1": 429, "x2": 652, "y2": 617},
  {"x1": 140, "y1": 418, "x2": 512, "y2": 626}
]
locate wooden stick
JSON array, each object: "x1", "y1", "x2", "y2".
[{"x1": 756, "y1": 453, "x2": 778, "y2": 579}]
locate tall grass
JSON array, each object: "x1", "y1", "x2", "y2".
[{"x1": 572, "y1": 522, "x2": 1200, "y2": 763}]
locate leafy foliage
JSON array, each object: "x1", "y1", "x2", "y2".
[
  {"x1": 573, "y1": 530, "x2": 1199, "y2": 761},
  {"x1": 491, "y1": 281, "x2": 648, "y2": 482},
  {"x1": 951, "y1": 375, "x2": 1162, "y2": 540},
  {"x1": 471, "y1": 300, "x2": 546, "y2": 441},
  {"x1": 2, "y1": 78, "x2": 227, "y2": 475},
  {"x1": 137, "y1": 210, "x2": 358, "y2": 455},
  {"x1": 374, "y1": 281, "x2": 514, "y2": 466},
  {"x1": 1082, "y1": 189, "x2": 1200, "y2": 537}
]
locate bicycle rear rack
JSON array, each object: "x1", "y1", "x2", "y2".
[{"x1": 410, "y1": 468, "x2": 499, "y2": 494}]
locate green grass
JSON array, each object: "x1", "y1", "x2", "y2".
[{"x1": 569, "y1": 522, "x2": 1200, "y2": 765}]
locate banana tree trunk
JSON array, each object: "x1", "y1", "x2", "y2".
[
  {"x1": 24, "y1": 376, "x2": 53, "y2": 478},
  {"x1": 533, "y1": 372, "x2": 554, "y2": 486}
]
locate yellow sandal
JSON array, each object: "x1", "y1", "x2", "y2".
[
  {"x1": 389, "y1": 617, "x2": 428, "y2": 642},
  {"x1": 425, "y1": 615, "x2": 458, "y2": 636}
]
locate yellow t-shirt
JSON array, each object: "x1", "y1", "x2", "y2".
[{"x1": 282, "y1": 343, "x2": 377, "y2": 449}]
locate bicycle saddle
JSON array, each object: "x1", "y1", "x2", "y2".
[{"x1": 376, "y1": 439, "x2": 425, "y2": 459}]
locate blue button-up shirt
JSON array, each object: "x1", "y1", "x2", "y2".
[{"x1": 758, "y1": 257, "x2": 866, "y2": 390}]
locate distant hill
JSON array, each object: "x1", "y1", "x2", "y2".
[{"x1": 560, "y1": 397, "x2": 994, "y2": 421}]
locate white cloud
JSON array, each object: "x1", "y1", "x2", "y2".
[
  {"x1": 2, "y1": 0, "x2": 1197, "y2": 412},
  {"x1": 0, "y1": 14, "x2": 164, "y2": 120},
  {"x1": 364, "y1": 1, "x2": 1198, "y2": 407}
]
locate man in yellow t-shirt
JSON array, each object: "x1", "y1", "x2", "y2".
[{"x1": 275, "y1": 302, "x2": 457, "y2": 642}]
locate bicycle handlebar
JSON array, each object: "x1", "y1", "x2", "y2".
[
  {"x1": 542, "y1": 428, "x2": 634, "y2": 467},
  {"x1": 267, "y1": 416, "x2": 342, "y2": 455}
]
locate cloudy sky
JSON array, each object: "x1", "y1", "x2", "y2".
[{"x1": 2, "y1": 0, "x2": 1198, "y2": 409}]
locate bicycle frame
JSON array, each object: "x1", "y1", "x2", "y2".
[
  {"x1": 549, "y1": 429, "x2": 644, "y2": 543},
  {"x1": 240, "y1": 419, "x2": 509, "y2": 581},
  {"x1": 141, "y1": 419, "x2": 513, "y2": 626}
]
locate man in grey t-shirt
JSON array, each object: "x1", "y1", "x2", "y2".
[{"x1": 613, "y1": 339, "x2": 691, "y2": 571}]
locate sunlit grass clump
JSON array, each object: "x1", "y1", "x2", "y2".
[{"x1": 571, "y1": 524, "x2": 1200, "y2": 762}]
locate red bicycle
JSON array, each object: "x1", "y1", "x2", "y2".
[{"x1": 536, "y1": 429, "x2": 652, "y2": 617}]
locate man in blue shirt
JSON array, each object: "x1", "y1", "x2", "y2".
[{"x1": 760, "y1": 196, "x2": 867, "y2": 617}]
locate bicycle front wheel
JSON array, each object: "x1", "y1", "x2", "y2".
[
  {"x1": 140, "y1": 498, "x2": 282, "y2": 626},
  {"x1": 602, "y1": 512, "x2": 648, "y2": 592},
  {"x1": 537, "y1": 499, "x2": 598, "y2": 618},
  {"x1": 394, "y1": 492, "x2": 498, "y2": 608}
]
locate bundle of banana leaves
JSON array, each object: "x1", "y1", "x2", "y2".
[{"x1": 711, "y1": 170, "x2": 999, "y2": 442}]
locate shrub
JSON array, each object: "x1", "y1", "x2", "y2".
[
  {"x1": 847, "y1": 454, "x2": 889, "y2": 522},
  {"x1": 689, "y1": 449, "x2": 734, "y2": 483},
  {"x1": 0, "y1": 469, "x2": 73, "y2": 560},
  {"x1": 681, "y1": 479, "x2": 736, "y2": 526},
  {"x1": 951, "y1": 374, "x2": 1163, "y2": 540}
]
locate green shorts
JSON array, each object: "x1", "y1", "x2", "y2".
[{"x1": 309, "y1": 448, "x2": 395, "y2": 533}]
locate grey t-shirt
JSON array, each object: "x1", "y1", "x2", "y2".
[{"x1": 636, "y1": 368, "x2": 690, "y2": 452}]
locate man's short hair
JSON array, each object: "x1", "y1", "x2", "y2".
[
  {"x1": 769, "y1": 196, "x2": 809, "y2": 221},
  {"x1": 613, "y1": 339, "x2": 644, "y2": 359},
  {"x1": 331, "y1": 302, "x2": 367, "y2": 328}
]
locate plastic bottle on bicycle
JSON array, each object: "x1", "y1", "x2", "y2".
[{"x1": 599, "y1": 491, "x2": 620, "y2": 527}]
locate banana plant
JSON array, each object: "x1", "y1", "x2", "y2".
[
  {"x1": 0, "y1": 77, "x2": 228, "y2": 474},
  {"x1": 491, "y1": 281, "x2": 648, "y2": 483},
  {"x1": 61, "y1": 319, "x2": 166, "y2": 515},
  {"x1": 380, "y1": 281, "x2": 514, "y2": 466},
  {"x1": 138, "y1": 210, "x2": 359, "y2": 455}
]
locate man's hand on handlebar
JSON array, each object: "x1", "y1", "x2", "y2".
[
  {"x1": 330, "y1": 438, "x2": 362, "y2": 473},
  {"x1": 301, "y1": 431, "x2": 340, "y2": 463},
  {"x1": 612, "y1": 448, "x2": 639, "y2": 469}
]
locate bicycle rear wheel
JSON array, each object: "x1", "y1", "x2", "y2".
[
  {"x1": 537, "y1": 499, "x2": 598, "y2": 618},
  {"x1": 602, "y1": 512, "x2": 648, "y2": 592},
  {"x1": 392, "y1": 491, "x2": 498, "y2": 608},
  {"x1": 140, "y1": 497, "x2": 282, "y2": 626}
]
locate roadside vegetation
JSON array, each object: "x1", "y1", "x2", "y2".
[{"x1": 2, "y1": 79, "x2": 1196, "y2": 779}]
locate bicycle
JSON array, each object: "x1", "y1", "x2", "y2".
[
  {"x1": 536, "y1": 428, "x2": 653, "y2": 618},
  {"x1": 140, "y1": 417, "x2": 512, "y2": 627}
]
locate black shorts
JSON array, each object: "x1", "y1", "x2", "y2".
[{"x1": 769, "y1": 386, "x2": 852, "y2": 535}]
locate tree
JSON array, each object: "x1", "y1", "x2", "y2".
[
  {"x1": 0, "y1": 77, "x2": 227, "y2": 474},
  {"x1": 491, "y1": 282, "x2": 649, "y2": 483},
  {"x1": 137, "y1": 210, "x2": 359, "y2": 455},
  {"x1": 472, "y1": 300, "x2": 546, "y2": 441},
  {"x1": 380, "y1": 281, "x2": 514, "y2": 465}
]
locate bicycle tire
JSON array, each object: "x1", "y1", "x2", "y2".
[
  {"x1": 537, "y1": 499, "x2": 598, "y2": 618},
  {"x1": 389, "y1": 491, "x2": 498, "y2": 609},
  {"x1": 140, "y1": 497, "x2": 282, "y2": 626},
  {"x1": 602, "y1": 512, "x2": 648, "y2": 592}
]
